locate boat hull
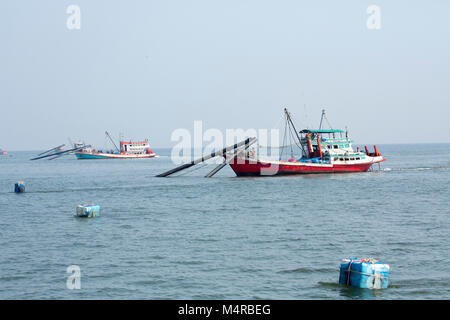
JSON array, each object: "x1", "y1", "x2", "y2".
[
  {"x1": 229, "y1": 157, "x2": 385, "y2": 176},
  {"x1": 75, "y1": 152, "x2": 156, "y2": 159}
]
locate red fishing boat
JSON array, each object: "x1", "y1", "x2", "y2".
[{"x1": 228, "y1": 109, "x2": 386, "y2": 176}]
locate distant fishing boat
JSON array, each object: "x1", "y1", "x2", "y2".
[
  {"x1": 228, "y1": 109, "x2": 386, "y2": 176},
  {"x1": 75, "y1": 131, "x2": 156, "y2": 159},
  {"x1": 0, "y1": 149, "x2": 7, "y2": 155}
]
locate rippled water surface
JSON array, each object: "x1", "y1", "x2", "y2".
[{"x1": 0, "y1": 144, "x2": 449, "y2": 299}]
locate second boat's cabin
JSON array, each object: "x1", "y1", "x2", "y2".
[
  {"x1": 300, "y1": 129, "x2": 349, "y2": 156},
  {"x1": 120, "y1": 139, "x2": 152, "y2": 155},
  {"x1": 298, "y1": 129, "x2": 372, "y2": 163}
]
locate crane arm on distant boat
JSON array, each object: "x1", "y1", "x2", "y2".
[{"x1": 105, "y1": 131, "x2": 120, "y2": 153}]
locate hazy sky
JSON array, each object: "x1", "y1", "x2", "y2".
[{"x1": 1, "y1": 0, "x2": 449, "y2": 150}]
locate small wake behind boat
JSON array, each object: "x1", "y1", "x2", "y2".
[{"x1": 228, "y1": 109, "x2": 386, "y2": 176}]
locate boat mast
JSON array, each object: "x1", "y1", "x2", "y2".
[
  {"x1": 319, "y1": 109, "x2": 335, "y2": 138},
  {"x1": 318, "y1": 109, "x2": 326, "y2": 130},
  {"x1": 105, "y1": 131, "x2": 120, "y2": 153},
  {"x1": 284, "y1": 108, "x2": 306, "y2": 156}
]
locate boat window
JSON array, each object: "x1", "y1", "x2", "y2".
[
  {"x1": 356, "y1": 157, "x2": 360, "y2": 160},
  {"x1": 340, "y1": 158, "x2": 344, "y2": 161},
  {"x1": 333, "y1": 145, "x2": 338, "y2": 149},
  {"x1": 350, "y1": 158, "x2": 355, "y2": 160}
]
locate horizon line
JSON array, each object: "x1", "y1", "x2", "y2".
[{"x1": 4, "y1": 141, "x2": 450, "y2": 152}]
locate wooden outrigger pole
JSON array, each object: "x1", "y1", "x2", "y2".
[
  {"x1": 37, "y1": 144, "x2": 66, "y2": 156},
  {"x1": 204, "y1": 137, "x2": 257, "y2": 178},
  {"x1": 30, "y1": 145, "x2": 90, "y2": 161},
  {"x1": 156, "y1": 137, "x2": 257, "y2": 178}
]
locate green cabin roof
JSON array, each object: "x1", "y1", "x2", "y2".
[{"x1": 300, "y1": 129, "x2": 345, "y2": 134}]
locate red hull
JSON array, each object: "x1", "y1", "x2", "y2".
[{"x1": 229, "y1": 159, "x2": 384, "y2": 176}]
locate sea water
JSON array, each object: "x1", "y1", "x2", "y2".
[{"x1": 0, "y1": 144, "x2": 449, "y2": 299}]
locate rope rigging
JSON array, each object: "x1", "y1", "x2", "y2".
[
  {"x1": 319, "y1": 109, "x2": 333, "y2": 130},
  {"x1": 257, "y1": 108, "x2": 306, "y2": 160}
]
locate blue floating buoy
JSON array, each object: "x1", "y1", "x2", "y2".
[
  {"x1": 76, "y1": 203, "x2": 101, "y2": 218},
  {"x1": 14, "y1": 181, "x2": 25, "y2": 193},
  {"x1": 339, "y1": 258, "x2": 390, "y2": 289}
]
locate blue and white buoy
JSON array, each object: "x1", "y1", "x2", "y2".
[
  {"x1": 76, "y1": 203, "x2": 101, "y2": 218},
  {"x1": 14, "y1": 181, "x2": 25, "y2": 193},
  {"x1": 339, "y1": 258, "x2": 390, "y2": 289}
]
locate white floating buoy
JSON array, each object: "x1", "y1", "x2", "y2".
[{"x1": 76, "y1": 203, "x2": 101, "y2": 218}]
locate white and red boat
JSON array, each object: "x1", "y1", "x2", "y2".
[
  {"x1": 0, "y1": 149, "x2": 6, "y2": 155},
  {"x1": 228, "y1": 109, "x2": 386, "y2": 176},
  {"x1": 75, "y1": 132, "x2": 156, "y2": 159}
]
